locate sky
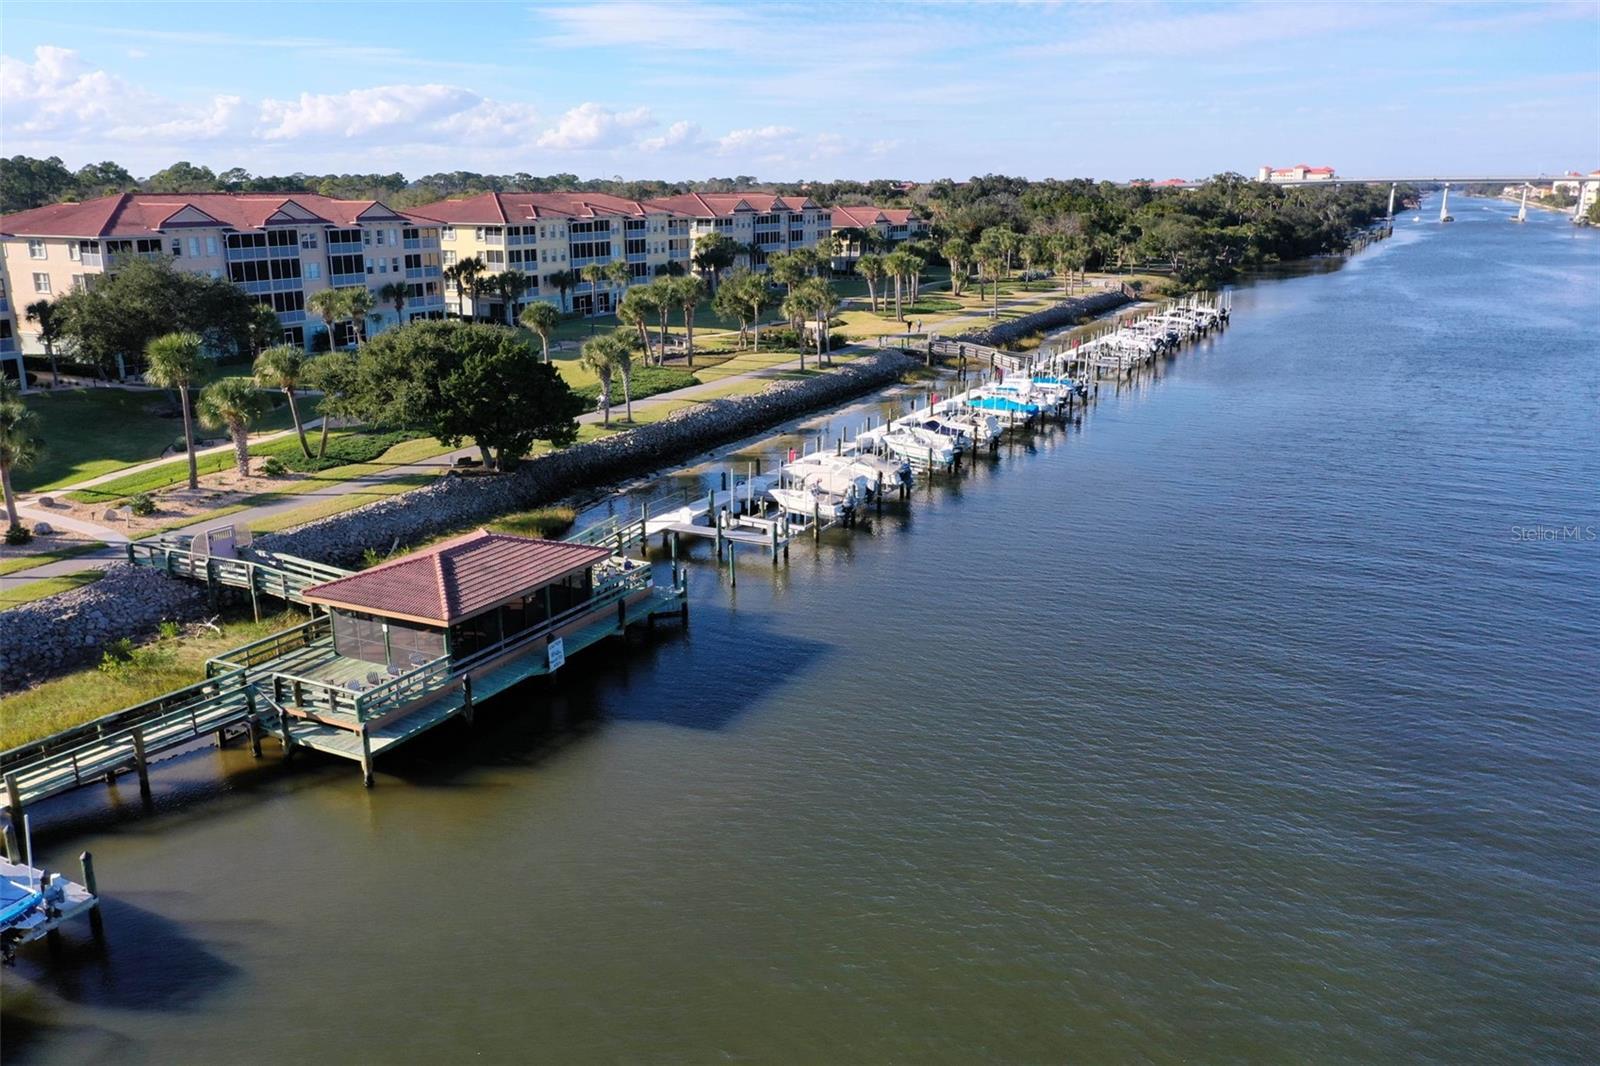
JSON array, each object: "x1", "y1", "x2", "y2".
[{"x1": 1, "y1": 0, "x2": 1597, "y2": 183}]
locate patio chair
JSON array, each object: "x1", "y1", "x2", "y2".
[
  {"x1": 345, "y1": 680, "x2": 363, "y2": 693},
  {"x1": 366, "y1": 671, "x2": 383, "y2": 686}
]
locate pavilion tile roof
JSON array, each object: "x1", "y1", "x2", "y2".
[
  {"x1": 0, "y1": 191, "x2": 416, "y2": 238},
  {"x1": 301, "y1": 530, "x2": 611, "y2": 625}
]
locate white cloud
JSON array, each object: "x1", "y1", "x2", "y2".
[
  {"x1": 535, "y1": 103, "x2": 653, "y2": 150},
  {"x1": 257, "y1": 85, "x2": 482, "y2": 139},
  {"x1": 639, "y1": 120, "x2": 704, "y2": 152},
  {"x1": 0, "y1": 45, "x2": 239, "y2": 142},
  {"x1": 538, "y1": 2, "x2": 758, "y2": 51},
  {"x1": 717, "y1": 125, "x2": 794, "y2": 155}
]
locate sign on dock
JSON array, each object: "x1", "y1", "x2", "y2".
[{"x1": 547, "y1": 638, "x2": 566, "y2": 672}]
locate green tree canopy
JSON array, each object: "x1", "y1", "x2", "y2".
[
  {"x1": 53, "y1": 258, "x2": 260, "y2": 375},
  {"x1": 352, "y1": 321, "x2": 583, "y2": 469}
]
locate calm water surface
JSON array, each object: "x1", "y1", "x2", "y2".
[{"x1": 5, "y1": 196, "x2": 1598, "y2": 1063}]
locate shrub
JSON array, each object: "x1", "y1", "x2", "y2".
[
  {"x1": 361, "y1": 547, "x2": 385, "y2": 569},
  {"x1": 98, "y1": 637, "x2": 175, "y2": 678},
  {"x1": 492, "y1": 506, "x2": 577, "y2": 539},
  {"x1": 128, "y1": 493, "x2": 157, "y2": 517},
  {"x1": 258, "y1": 455, "x2": 290, "y2": 477},
  {"x1": 158, "y1": 619, "x2": 181, "y2": 640},
  {"x1": 4, "y1": 524, "x2": 34, "y2": 546}
]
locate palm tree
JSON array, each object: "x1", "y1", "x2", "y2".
[
  {"x1": 974, "y1": 231, "x2": 1007, "y2": 319},
  {"x1": 578, "y1": 330, "x2": 625, "y2": 426},
  {"x1": 647, "y1": 277, "x2": 674, "y2": 359},
  {"x1": 735, "y1": 271, "x2": 770, "y2": 352},
  {"x1": 670, "y1": 275, "x2": 706, "y2": 367},
  {"x1": 253, "y1": 344, "x2": 312, "y2": 458},
  {"x1": 377, "y1": 280, "x2": 409, "y2": 327},
  {"x1": 617, "y1": 286, "x2": 657, "y2": 364},
  {"x1": 904, "y1": 254, "x2": 927, "y2": 305},
  {"x1": 834, "y1": 226, "x2": 865, "y2": 262},
  {"x1": 770, "y1": 251, "x2": 809, "y2": 298},
  {"x1": 546, "y1": 269, "x2": 579, "y2": 313},
  {"x1": 796, "y1": 278, "x2": 839, "y2": 366},
  {"x1": 580, "y1": 264, "x2": 607, "y2": 316},
  {"x1": 781, "y1": 291, "x2": 808, "y2": 370},
  {"x1": 442, "y1": 263, "x2": 464, "y2": 316},
  {"x1": 691, "y1": 230, "x2": 738, "y2": 293},
  {"x1": 308, "y1": 288, "x2": 348, "y2": 350},
  {"x1": 497, "y1": 269, "x2": 534, "y2": 325},
  {"x1": 196, "y1": 377, "x2": 269, "y2": 478},
  {"x1": 0, "y1": 381, "x2": 43, "y2": 534},
  {"x1": 883, "y1": 250, "x2": 913, "y2": 321},
  {"x1": 303, "y1": 351, "x2": 358, "y2": 459},
  {"x1": 1021, "y1": 233, "x2": 1048, "y2": 277},
  {"x1": 143, "y1": 331, "x2": 204, "y2": 490},
  {"x1": 857, "y1": 253, "x2": 887, "y2": 313},
  {"x1": 519, "y1": 301, "x2": 561, "y2": 363},
  {"x1": 454, "y1": 256, "x2": 486, "y2": 320},
  {"x1": 24, "y1": 300, "x2": 61, "y2": 386},
  {"x1": 995, "y1": 227, "x2": 1021, "y2": 277},
  {"x1": 941, "y1": 238, "x2": 972, "y2": 297},
  {"x1": 604, "y1": 258, "x2": 632, "y2": 293},
  {"x1": 344, "y1": 287, "x2": 376, "y2": 343}
]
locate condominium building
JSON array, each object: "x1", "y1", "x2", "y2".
[
  {"x1": 412, "y1": 190, "x2": 841, "y2": 317},
  {"x1": 826, "y1": 205, "x2": 929, "y2": 262},
  {"x1": 1256, "y1": 164, "x2": 1337, "y2": 183},
  {"x1": 0, "y1": 192, "x2": 445, "y2": 380},
  {"x1": 407, "y1": 191, "x2": 694, "y2": 318},
  {"x1": 641, "y1": 192, "x2": 833, "y2": 272}
]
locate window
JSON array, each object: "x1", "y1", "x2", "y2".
[
  {"x1": 485, "y1": 250, "x2": 505, "y2": 266},
  {"x1": 442, "y1": 250, "x2": 456, "y2": 265},
  {"x1": 67, "y1": 243, "x2": 80, "y2": 262},
  {"x1": 306, "y1": 263, "x2": 321, "y2": 280},
  {"x1": 172, "y1": 239, "x2": 183, "y2": 257},
  {"x1": 71, "y1": 274, "x2": 85, "y2": 291},
  {"x1": 629, "y1": 261, "x2": 650, "y2": 279},
  {"x1": 570, "y1": 240, "x2": 611, "y2": 261},
  {"x1": 790, "y1": 229, "x2": 805, "y2": 244},
  {"x1": 625, "y1": 219, "x2": 647, "y2": 232},
  {"x1": 207, "y1": 236, "x2": 219, "y2": 255},
  {"x1": 365, "y1": 257, "x2": 375, "y2": 275},
  {"x1": 329, "y1": 254, "x2": 364, "y2": 277},
  {"x1": 27, "y1": 240, "x2": 45, "y2": 259},
  {"x1": 442, "y1": 226, "x2": 455, "y2": 241},
  {"x1": 300, "y1": 232, "x2": 317, "y2": 250},
  {"x1": 375, "y1": 229, "x2": 386, "y2": 246},
  {"x1": 625, "y1": 238, "x2": 647, "y2": 256},
  {"x1": 188, "y1": 237, "x2": 201, "y2": 257},
  {"x1": 32, "y1": 273, "x2": 50, "y2": 293},
  {"x1": 391, "y1": 257, "x2": 400, "y2": 273}
]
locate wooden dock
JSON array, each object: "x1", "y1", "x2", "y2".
[{"x1": 0, "y1": 849, "x2": 102, "y2": 963}]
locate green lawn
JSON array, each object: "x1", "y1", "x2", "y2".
[
  {"x1": 0, "y1": 610, "x2": 306, "y2": 748},
  {"x1": 16, "y1": 388, "x2": 295, "y2": 493},
  {"x1": 66, "y1": 427, "x2": 429, "y2": 505},
  {"x1": 0, "y1": 541, "x2": 106, "y2": 577},
  {"x1": 0, "y1": 570, "x2": 103, "y2": 611}
]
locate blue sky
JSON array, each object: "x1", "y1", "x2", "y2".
[{"x1": 2, "y1": 1, "x2": 1596, "y2": 182}]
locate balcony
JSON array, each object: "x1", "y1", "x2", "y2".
[
  {"x1": 0, "y1": 298, "x2": 8, "y2": 315},
  {"x1": 0, "y1": 337, "x2": 16, "y2": 354},
  {"x1": 240, "y1": 279, "x2": 304, "y2": 296},
  {"x1": 274, "y1": 310, "x2": 307, "y2": 325},
  {"x1": 326, "y1": 240, "x2": 363, "y2": 255},
  {"x1": 405, "y1": 266, "x2": 442, "y2": 280},
  {"x1": 330, "y1": 272, "x2": 366, "y2": 288},
  {"x1": 411, "y1": 294, "x2": 445, "y2": 308}
]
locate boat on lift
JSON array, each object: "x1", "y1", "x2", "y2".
[
  {"x1": 783, "y1": 451, "x2": 910, "y2": 496},
  {"x1": 925, "y1": 405, "x2": 1004, "y2": 446},
  {"x1": 767, "y1": 468, "x2": 864, "y2": 522},
  {"x1": 858, "y1": 424, "x2": 959, "y2": 467},
  {"x1": 895, "y1": 411, "x2": 974, "y2": 450}
]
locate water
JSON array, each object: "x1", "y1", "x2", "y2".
[{"x1": 6, "y1": 196, "x2": 1598, "y2": 1063}]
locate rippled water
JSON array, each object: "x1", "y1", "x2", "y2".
[{"x1": 6, "y1": 195, "x2": 1598, "y2": 1063}]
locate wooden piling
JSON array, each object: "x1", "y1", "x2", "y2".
[
  {"x1": 4, "y1": 772, "x2": 21, "y2": 827},
  {"x1": 358, "y1": 725, "x2": 374, "y2": 788},
  {"x1": 2, "y1": 820, "x2": 19, "y2": 864},
  {"x1": 80, "y1": 851, "x2": 105, "y2": 937},
  {"x1": 130, "y1": 727, "x2": 151, "y2": 797}
]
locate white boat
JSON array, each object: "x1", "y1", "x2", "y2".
[
  {"x1": 859, "y1": 425, "x2": 958, "y2": 467},
  {"x1": 767, "y1": 480, "x2": 859, "y2": 522},
  {"x1": 896, "y1": 411, "x2": 973, "y2": 450},
  {"x1": 926, "y1": 405, "x2": 1004, "y2": 445}
]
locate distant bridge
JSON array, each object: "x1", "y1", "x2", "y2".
[{"x1": 1154, "y1": 175, "x2": 1594, "y2": 222}]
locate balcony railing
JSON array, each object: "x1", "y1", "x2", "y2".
[
  {"x1": 224, "y1": 246, "x2": 300, "y2": 262},
  {"x1": 326, "y1": 240, "x2": 363, "y2": 255},
  {"x1": 330, "y1": 272, "x2": 366, "y2": 288},
  {"x1": 405, "y1": 266, "x2": 442, "y2": 280},
  {"x1": 0, "y1": 338, "x2": 17, "y2": 354}
]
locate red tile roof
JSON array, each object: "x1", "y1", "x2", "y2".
[
  {"x1": 828, "y1": 204, "x2": 919, "y2": 229},
  {"x1": 1, "y1": 192, "x2": 416, "y2": 238},
  {"x1": 641, "y1": 191, "x2": 815, "y2": 218},
  {"x1": 407, "y1": 190, "x2": 678, "y2": 225},
  {"x1": 301, "y1": 530, "x2": 612, "y2": 625}
]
